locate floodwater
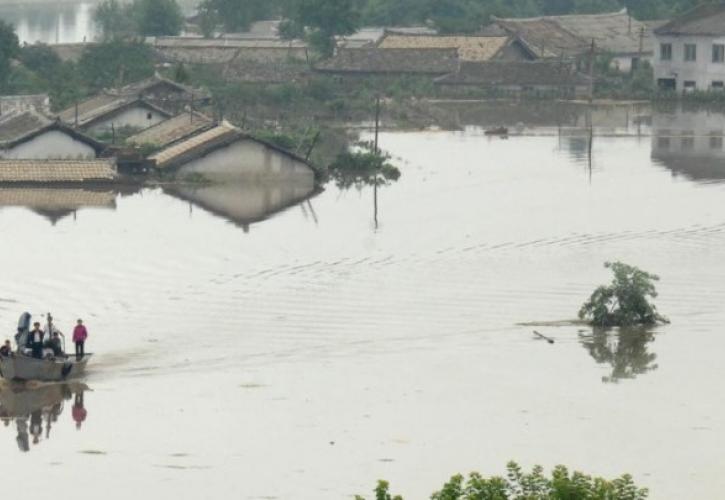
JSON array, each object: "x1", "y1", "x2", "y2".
[
  {"x1": 0, "y1": 104, "x2": 724, "y2": 499},
  {"x1": 0, "y1": 2, "x2": 97, "y2": 45}
]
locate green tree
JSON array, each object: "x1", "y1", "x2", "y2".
[
  {"x1": 18, "y1": 44, "x2": 62, "y2": 81},
  {"x1": 78, "y1": 40, "x2": 155, "y2": 91},
  {"x1": 0, "y1": 20, "x2": 19, "y2": 89},
  {"x1": 200, "y1": 0, "x2": 281, "y2": 32},
  {"x1": 132, "y1": 0, "x2": 184, "y2": 36},
  {"x1": 286, "y1": 0, "x2": 364, "y2": 56},
  {"x1": 579, "y1": 261, "x2": 668, "y2": 327},
  {"x1": 93, "y1": 0, "x2": 136, "y2": 40}
]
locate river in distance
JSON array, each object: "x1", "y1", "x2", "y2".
[{"x1": 0, "y1": 104, "x2": 723, "y2": 499}]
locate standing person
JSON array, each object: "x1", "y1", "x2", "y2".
[
  {"x1": 29, "y1": 323, "x2": 43, "y2": 359},
  {"x1": 72, "y1": 319, "x2": 87, "y2": 360}
]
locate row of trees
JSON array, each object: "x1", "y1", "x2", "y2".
[{"x1": 91, "y1": 0, "x2": 715, "y2": 51}]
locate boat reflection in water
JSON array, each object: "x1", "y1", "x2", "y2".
[
  {"x1": 0, "y1": 186, "x2": 137, "y2": 224},
  {"x1": 0, "y1": 382, "x2": 88, "y2": 452},
  {"x1": 579, "y1": 328, "x2": 658, "y2": 384},
  {"x1": 651, "y1": 105, "x2": 725, "y2": 182},
  {"x1": 163, "y1": 179, "x2": 318, "y2": 232}
]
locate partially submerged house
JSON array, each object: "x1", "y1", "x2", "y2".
[
  {"x1": 493, "y1": 10, "x2": 658, "y2": 72},
  {"x1": 377, "y1": 33, "x2": 535, "y2": 62},
  {"x1": 314, "y1": 48, "x2": 459, "y2": 81},
  {"x1": 0, "y1": 120, "x2": 106, "y2": 160},
  {"x1": 653, "y1": 4, "x2": 725, "y2": 92},
  {"x1": 435, "y1": 61, "x2": 591, "y2": 98},
  {"x1": 57, "y1": 75, "x2": 207, "y2": 135},
  {"x1": 58, "y1": 94, "x2": 172, "y2": 136},
  {"x1": 149, "y1": 122, "x2": 316, "y2": 182},
  {"x1": 126, "y1": 111, "x2": 214, "y2": 150},
  {"x1": 0, "y1": 159, "x2": 117, "y2": 184}
]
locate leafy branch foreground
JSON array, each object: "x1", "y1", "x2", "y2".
[
  {"x1": 357, "y1": 462, "x2": 648, "y2": 500},
  {"x1": 579, "y1": 262, "x2": 669, "y2": 328}
]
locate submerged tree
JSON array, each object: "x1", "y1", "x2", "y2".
[
  {"x1": 328, "y1": 141, "x2": 401, "y2": 190},
  {"x1": 579, "y1": 261, "x2": 668, "y2": 327}
]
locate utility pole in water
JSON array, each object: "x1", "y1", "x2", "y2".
[{"x1": 373, "y1": 95, "x2": 381, "y2": 230}]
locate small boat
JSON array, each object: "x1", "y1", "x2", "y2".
[
  {"x1": 485, "y1": 126, "x2": 509, "y2": 136},
  {"x1": 0, "y1": 312, "x2": 92, "y2": 382},
  {"x1": 0, "y1": 354, "x2": 91, "y2": 382}
]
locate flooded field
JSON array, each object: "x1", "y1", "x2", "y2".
[
  {"x1": 0, "y1": 105, "x2": 724, "y2": 499},
  {"x1": 0, "y1": 1, "x2": 96, "y2": 44}
]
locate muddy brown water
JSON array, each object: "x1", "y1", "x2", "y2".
[{"x1": 0, "y1": 106, "x2": 724, "y2": 499}]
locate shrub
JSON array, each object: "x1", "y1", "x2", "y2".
[
  {"x1": 579, "y1": 262, "x2": 668, "y2": 327},
  {"x1": 357, "y1": 462, "x2": 648, "y2": 500}
]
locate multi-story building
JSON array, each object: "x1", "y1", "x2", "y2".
[{"x1": 654, "y1": 4, "x2": 725, "y2": 92}]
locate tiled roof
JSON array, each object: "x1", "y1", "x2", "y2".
[
  {"x1": 0, "y1": 110, "x2": 52, "y2": 142},
  {"x1": 378, "y1": 35, "x2": 509, "y2": 62},
  {"x1": 151, "y1": 37, "x2": 307, "y2": 49},
  {"x1": 0, "y1": 159, "x2": 117, "y2": 183},
  {"x1": 127, "y1": 112, "x2": 213, "y2": 148},
  {"x1": 655, "y1": 4, "x2": 725, "y2": 36},
  {"x1": 2, "y1": 121, "x2": 107, "y2": 153},
  {"x1": 496, "y1": 10, "x2": 655, "y2": 57},
  {"x1": 149, "y1": 123, "x2": 241, "y2": 169},
  {"x1": 58, "y1": 94, "x2": 133, "y2": 127},
  {"x1": 314, "y1": 48, "x2": 459, "y2": 74},
  {"x1": 222, "y1": 58, "x2": 309, "y2": 83},
  {"x1": 435, "y1": 61, "x2": 590, "y2": 86}
]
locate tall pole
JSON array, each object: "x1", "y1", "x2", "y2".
[
  {"x1": 373, "y1": 95, "x2": 381, "y2": 230},
  {"x1": 374, "y1": 95, "x2": 381, "y2": 154},
  {"x1": 588, "y1": 39, "x2": 595, "y2": 104}
]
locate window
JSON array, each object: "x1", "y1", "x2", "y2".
[
  {"x1": 657, "y1": 78, "x2": 676, "y2": 91},
  {"x1": 714, "y1": 44, "x2": 725, "y2": 63},
  {"x1": 710, "y1": 135, "x2": 723, "y2": 150},
  {"x1": 147, "y1": 112, "x2": 153, "y2": 120},
  {"x1": 684, "y1": 81, "x2": 697, "y2": 93},
  {"x1": 685, "y1": 43, "x2": 697, "y2": 61},
  {"x1": 681, "y1": 135, "x2": 695, "y2": 150},
  {"x1": 660, "y1": 43, "x2": 672, "y2": 61},
  {"x1": 712, "y1": 81, "x2": 724, "y2": 89}
]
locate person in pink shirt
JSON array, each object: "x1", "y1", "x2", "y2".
[{"x1": 72, "y1": 319, "x2": 88, "y2": 360}]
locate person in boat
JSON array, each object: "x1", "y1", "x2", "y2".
[
  {"x1": 73, "y1": 319, "x2": 88, "y2": 360},
  {"x1": 0, "y1": 340, "x2": 11, "y2": 357},
  {"x1": 29, "y1": 322, "x2": 44, "y2": 359},
  {"x1": 46, "y1": 332, "x2": 63, "y2": 357}
]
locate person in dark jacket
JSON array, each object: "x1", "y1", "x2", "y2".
[
  {"x1": 0, "y1": 340, "x2": 11, "y2": 357},
  {"x1": 29, "y1": 323, "x2": 43, "y2": 359}
]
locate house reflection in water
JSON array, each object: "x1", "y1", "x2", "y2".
[
  {"x1": 651, "y1": 106, "x2": 725, "y2": 182},
  {"x1": 0, "y1": 382, "x2": 88, "y2": 452},
  {"x1": 0, "y1": 187, "x2": 129, "y2": 224},
  {"x1": 163, "y1": 180, "x2": 318, "y2": 232}
]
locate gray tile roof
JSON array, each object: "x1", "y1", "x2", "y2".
[
  {"x1": 0, "y1": 110, "x2": 52, "y2": 142},
  {"x1": 0, "y1": 159, "x2": 117, "y2": 183},
  {"x1": 655, "y1": 4, "x2": 725, "y2": 36},
  {"x1": 314, "y1": 48, "x2": 459, "y2": 74},
  {"x1": 127, "y1": 112, "x2": 213, "y2": 148},
  {"x1": 496, "y1": 9, "x2": 656, "y2": 57}
]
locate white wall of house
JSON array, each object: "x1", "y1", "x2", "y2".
[
  {"x1": 654, "y1": 35, "x2": 725, "y2": 91},
  {"x1": 177, "y1": 139, "x2": 315, "y2": 181},
  {"x1": 85, "y1": 105, "x2": 167, "y2": 135},
  {"x1": 1, "y1": 130, "x2": 97, "y2": 159}
]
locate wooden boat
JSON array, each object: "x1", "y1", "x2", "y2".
[{"x1": 0, "y1": 354, "x2": 91, "y2": 382}]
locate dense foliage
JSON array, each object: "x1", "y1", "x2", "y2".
[
  {"x1": 579, "y1": 262, "x2": 668, "y2": 327},
  {"x1": 0, "y1": 20, "x2": 19, "y2": 89},
  {"x1": 191, "y1": 0, "x2": 716, "y2": 40},
  {"x1": 328, "y1": 141, "x2": 401, "y2": 189},
  {"x1": 356, "y1": 462, "x2": 648, "y2": 500},
  {"x1": 94, "y1": 0, "x2": 183, "y2": 38}
]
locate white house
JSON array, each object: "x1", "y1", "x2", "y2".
[
  {"x1": 58, "y1": 95, "x2": 172, "y2": 136},
  {"x1": 0, "y1": 121, "x2": 106, "y2": 160},
  {"x1": 150, "y1": 122, "x2": 316, "y2": 182},
  {"x1": 654, "y1": 4, "x2": 725, "y2": 92}
]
